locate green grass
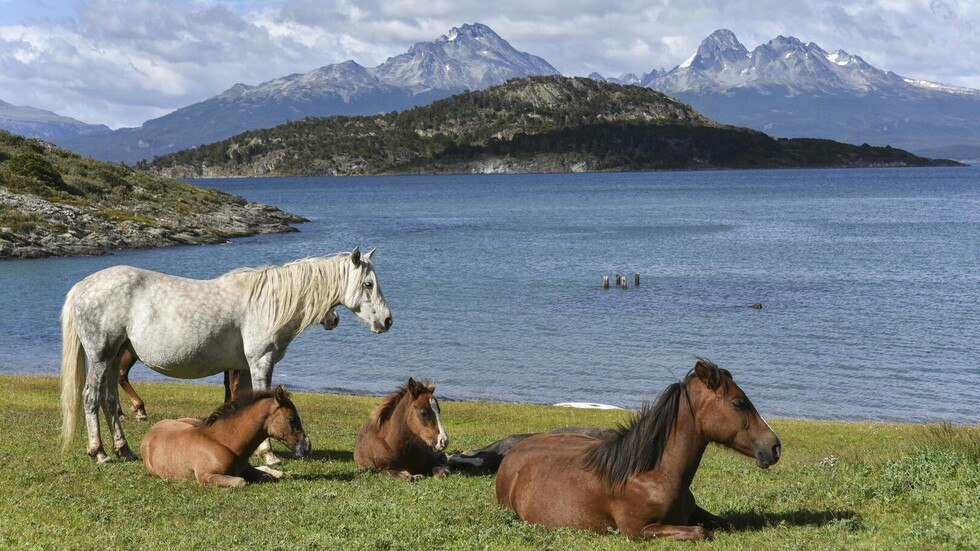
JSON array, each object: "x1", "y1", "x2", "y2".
[{"x1": 0, "y1": 374, "x2": 976, "y2": 550}]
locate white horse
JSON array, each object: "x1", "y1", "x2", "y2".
[{"x1": 61, "y1": 247, "x2": 391, "y2": 464}]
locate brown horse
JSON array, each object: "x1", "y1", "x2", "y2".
[
  {"x1": 496, "y1": 359, "x2": 781, "y2": 541},
  {"x1": 141, "y1": 385, "x2": 311, "y2": 487},
  {"x1": 354, "y1": 377, "x2": 450, "y2": 481},
  {"x1": 119, "y1": 308, "x2": 340, "y2": 420}
]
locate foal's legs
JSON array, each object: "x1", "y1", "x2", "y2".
[
  {"x1": 638, "y1": 524, "x2": 709, "y2": 541},
  {"x1": 117, "y1": 349, "x2": 147, "y2": 420},
  {"x1": 197, "y1": 473, "x2": 247, "y2": 487},
  {"x1": 100, "y1": 353, "x2": 138, "y2": 461}
]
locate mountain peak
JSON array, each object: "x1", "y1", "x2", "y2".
[{"x1": 685, "y1": 29, "x2": 749, "y2": 71}]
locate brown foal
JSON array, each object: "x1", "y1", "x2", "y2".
[
  {"x1": 354, "y1": 377, "x2": 450, "y2": 481},
  {"x1": 496, "y1": 359, "x2": 781, "y2": 541},
  {"x1": 141, "y1": 385, "x2": 311, "y2": 487},
  {"x1": 119, "y1": 308, "x2": 340, "y2": 420}
]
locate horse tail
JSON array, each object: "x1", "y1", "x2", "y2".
[{"x1": 60, "y1": 283, "x2": 86, "y2": 450}]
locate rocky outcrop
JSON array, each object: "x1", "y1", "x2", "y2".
[{"x1": 0, "y1": 187, "x2": 303, "y2": 259}]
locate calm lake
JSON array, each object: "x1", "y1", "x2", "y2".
[{"x1": 1, "y1": 167, "x2": 978, "y2": 423}]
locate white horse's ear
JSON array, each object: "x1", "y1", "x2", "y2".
[
  {"x1": 364, "y1": 247, "x2": 376, "y2": 261},
  {"x1": 350, "y1": 246, "x2": 361, "y2": 268}
]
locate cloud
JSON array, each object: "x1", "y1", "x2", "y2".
[{"x1": 0, "y1": 0, "x2": 977, "y2": 128}]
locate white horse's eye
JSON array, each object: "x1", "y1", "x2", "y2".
[{"x1": 363, "y1": 281, "x2": 373, "y2": 289}]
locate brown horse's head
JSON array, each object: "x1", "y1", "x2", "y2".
[
  {"x1": 689, "y1": 358, "x2": 781, "y2": 468},
  {"x1": 265, "y1": 385, "x2": 311, "y2": 459},
  {"x1": 321, "y1": 306, "x2": 339, "y2": 330},
  {"x1": 404, "y1": 378, "x2": 449, "y2": 452}
]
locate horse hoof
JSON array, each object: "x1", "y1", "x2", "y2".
[
  {"x1": 95, "y1": 452, "x2": 111, "y2": 464},
  {"x1": 136, "y1": 414, "x2": 149, "y2": 422},
  {"x1": 262, "y1": 453, "x2": 282, "y2": 466},
  {"x1": 114, "y1": 445, "x2": 139, "y2": 462}
]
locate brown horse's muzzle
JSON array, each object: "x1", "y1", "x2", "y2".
[
  {"x1": 754, "y1": 437, "x2": 781, "y2": 469},
  {"x1": 294, "y1": 435, "x2": 311, "y2": 459}
]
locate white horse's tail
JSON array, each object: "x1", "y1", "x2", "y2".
[{"x1": 60, "y1": 283, "x2": 86, "y2": 450}]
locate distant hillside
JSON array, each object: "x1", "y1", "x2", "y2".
[
  {"x1": 0, "y1": 98, "x2": 110, "y2": 143},
  {"x1": 0, "y1": 131, "x2": 303, "y2": 259},
  {"x1": 150, "y1": 77, "x2": 959, "y2": 178},
  {"x1": 61, "y1": 23, "x2": 558, "y2": 164}
]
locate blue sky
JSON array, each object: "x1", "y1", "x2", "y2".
[{"x1": 1, "y1": 0, "x2": 976, "y2": 128}]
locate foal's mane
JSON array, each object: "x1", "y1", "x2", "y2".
[
  {"x1": 583, "y1": 359, "x2": 730, "y2": 489},
  {"x1": 371, "y1": 380, "x2": 432, "y2": 429},
  {"x1": 222, "y1": 254, "x2": 348, "y2": 338},
  {"x1": 203, "y1": 390, "x2": 277, "y2": 426}
]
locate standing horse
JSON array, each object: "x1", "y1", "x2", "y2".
[
  {"x1": 117, "y1": 308, "x2": 340, "y2": 421},
  {"x1": 496, "y1": 359, "x2": 781, "y2": 541},
  {"x1": 141, "y1": 385, "x2": 310, "y2": 486},
  {"x1": 61, "y1": 247, "x2": 391, "y2": 465},
  {"x1": 354, "y1": 377, "x2": 450, "y2": 481}
]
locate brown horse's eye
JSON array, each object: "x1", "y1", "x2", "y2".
[{"x1": 731, "y1": 399, "x2": 748, "y2": 411}]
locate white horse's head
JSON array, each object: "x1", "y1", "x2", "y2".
[{"x1": 342, "y1": 246, "x2": 392, "y2": 334}]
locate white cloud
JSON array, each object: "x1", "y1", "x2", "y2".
[{"x1": 0, "y1": 0, "x2": 976, "y2": 128}]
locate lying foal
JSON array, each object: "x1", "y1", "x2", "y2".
[
  {"x1": 354, "y1": 377, "x2": 450, "y2": 481},
  {"x1": 141, "y1": 385, "x2": 311, "y2": 487}
]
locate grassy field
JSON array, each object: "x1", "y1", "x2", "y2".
[{"x1": 0, "y1": 374, "x2": 976, "y2": 550}]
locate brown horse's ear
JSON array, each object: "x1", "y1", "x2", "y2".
[
  {"x1": 350, "y1": 246, "x2": 361, "y2": 268},
  {"x1": 694, "y1": 358, "x2": 723, "y2": 390},
  {"x1": 407, "y1": 377, "x2": 421, "y2": 397},
  {"x1": 274, "y1": 384, "x2": 288, "y2": 404}
]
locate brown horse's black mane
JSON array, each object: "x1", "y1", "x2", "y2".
[
  {"x1": 372, "y1": 380, "x2": 431, "y2": 428},
  {"x1": 583, "y1": 359, "x2": 730, "y2": 489},
  {"x1": 204, "y1": 390, "x2": 277, "y2": 426}
]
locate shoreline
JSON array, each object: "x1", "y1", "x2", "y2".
[
  {"x1": 173, "y1": 160, "x2": 969, "y2": 181},
  {"x1": 7, "y1": 373, "x2": 973, "y2": 427}
]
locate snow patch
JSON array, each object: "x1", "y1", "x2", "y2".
[{"x1": 679, "y1": 52, "x2": 697, "y2": 69}]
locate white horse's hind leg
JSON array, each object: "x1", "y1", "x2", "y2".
[
  {"x1": 100, "y1": 355, "x2": 137, "y2": 461},
  {"x1": 83, "y1": 361, "x2": 110, "y2": 464}
]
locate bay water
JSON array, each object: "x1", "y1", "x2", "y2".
[{"x1": 1, "y1": 167, "x2": 977, "y2": 423}]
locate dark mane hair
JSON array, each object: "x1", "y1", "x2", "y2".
[
  {"x1": 372, "y1": 379, "x2": 432, "y2": 428},
  {"x1": 583, "y1": 359, "x2": 730, "y2": 489},
  {"x1": 204, "y1": 390, "x2": 277, "y2": 426}
]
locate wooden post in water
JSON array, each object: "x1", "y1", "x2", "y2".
[
  {"x1": 634, "y1": 273, "x2": 640, "y2": 286},
  {"x1": 621, "y1": 277, "x2": 627, "y2": 289},
  {"x1": 615, "y1": 273, "x2": 621, "y2": 286},
  {"x1": 603, "y1": 276, "x2": 609, "y2": 289}
]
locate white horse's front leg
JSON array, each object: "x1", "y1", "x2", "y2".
[{"x1": 248, "y1": 353, "x2": 279, "y2": 465}]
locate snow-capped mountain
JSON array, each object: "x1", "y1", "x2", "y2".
[
  {"x1": 595, "y1": 30, "x2": 980, "y2": 151},
  {"x1": 64, "y1": 23, "x2": 558, "y2": 163},
  {"x1": 0, "y1": 99, "x2": 109, "y2": 142}
]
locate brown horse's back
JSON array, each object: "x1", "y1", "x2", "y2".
[
  {"x1": 496, "y1": 433, "x2": 619, "y2": 532},
  {"x1": 141, "y1": 419, "x2": 235, "y2": 482},
  {"x1": 353, "y1": 422, "x2": 377, "y2": 469}
]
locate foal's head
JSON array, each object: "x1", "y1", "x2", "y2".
[
  {"x1": 343, "y1": 246, "x2": 392, "y2": 334},
  {"x1": 320, "y1": 306, "x2": 339, "y2": 330},
  {"x1": 375, "y1": 377, "x2": 449, "y2": 452},
  {"x1": 688, "y1": 358, "x2": 781, "y2": 468},
  {"x1": 264, "y1": 385, "x2": 311, "y2": 459}
]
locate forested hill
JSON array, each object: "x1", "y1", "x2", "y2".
[{"x1": 150, "y1": 76, "x2": 960, "y2": 178}]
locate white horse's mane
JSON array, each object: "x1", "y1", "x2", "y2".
[{"x1": 222, "y1": 254, "x2": 348, "y2": 338}]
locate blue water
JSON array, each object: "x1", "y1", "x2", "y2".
[{"x1": 1, "y1": 168, "x2": 978, "y2": 423}]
